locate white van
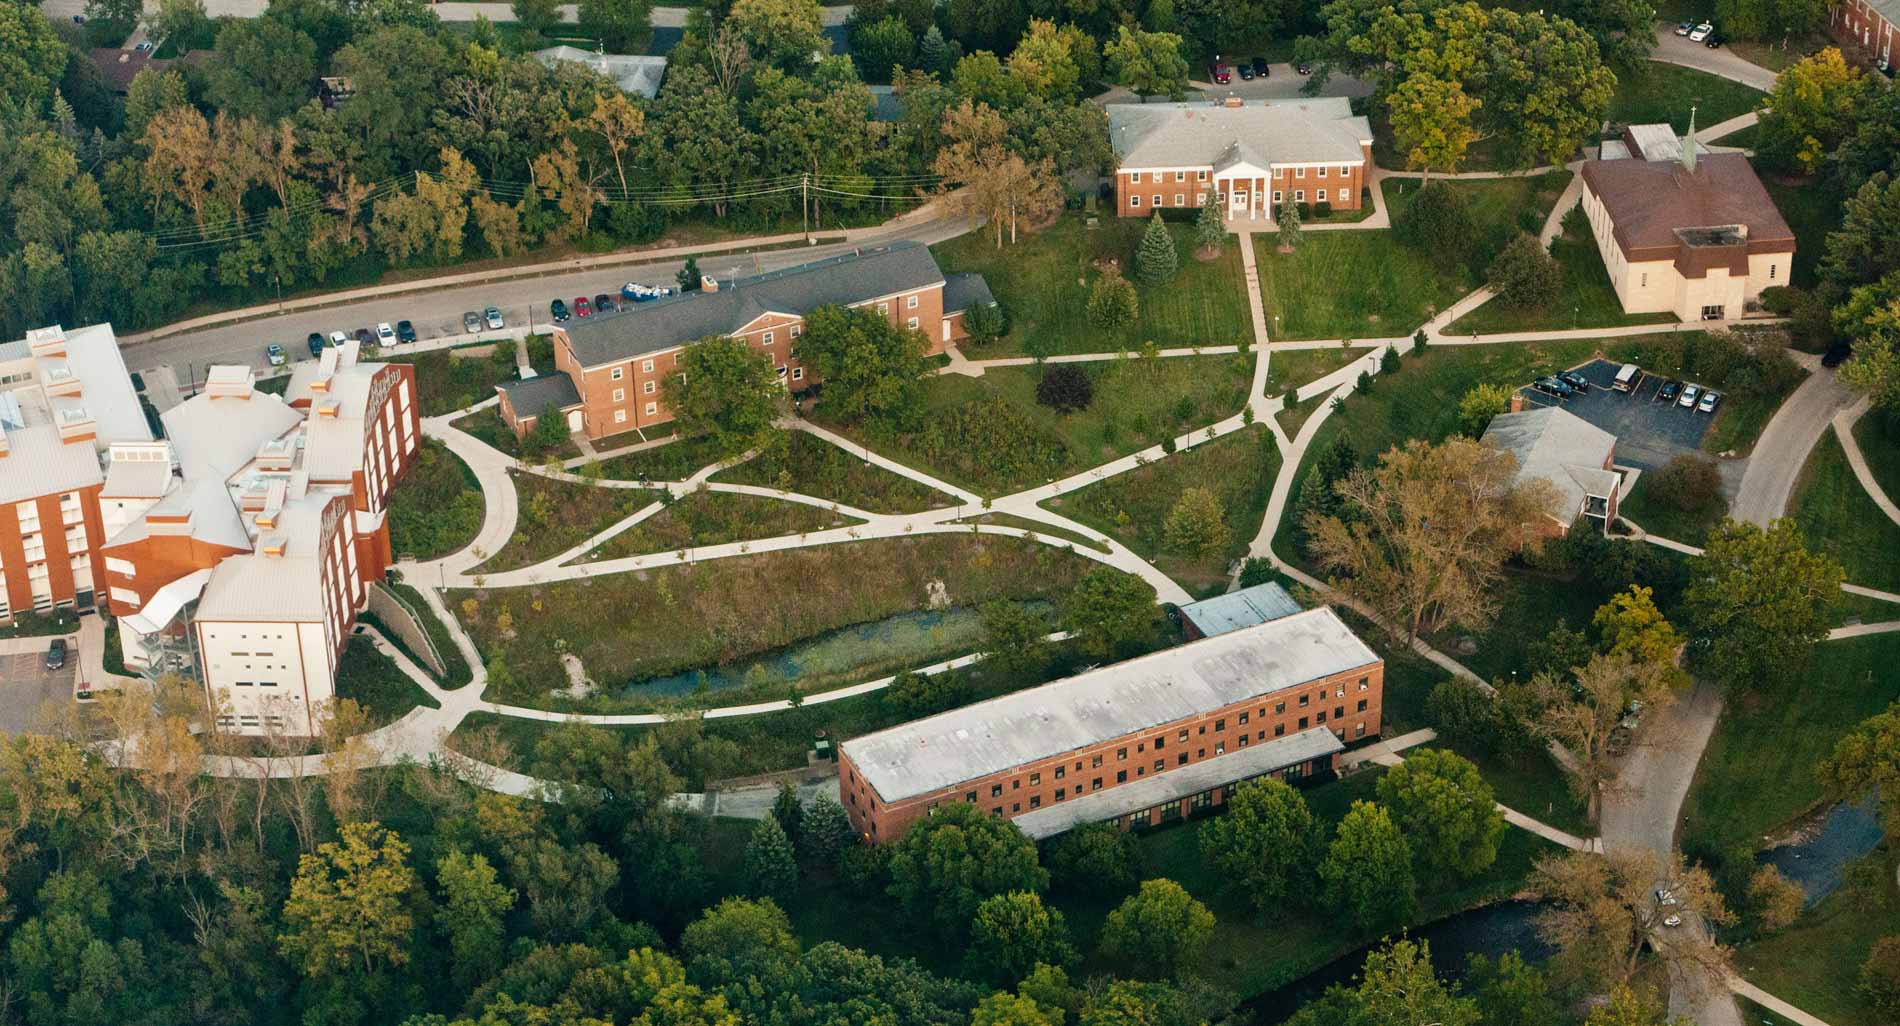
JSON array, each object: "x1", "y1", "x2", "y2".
[{"x1": 1612, "y1": 363, "x2": 1641, "y2": 392}]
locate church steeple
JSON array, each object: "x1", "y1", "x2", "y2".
[{"x1": 1683, "y1": 105, "x2": 1698, "y2": 173}]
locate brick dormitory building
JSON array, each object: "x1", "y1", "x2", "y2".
[
  {"x1": 1, "y1": 323, "x2": 420, "y2": 736},
  {"x1": 838, "y1": 605, "x2": 1385, "y2": 844},
  {"x1": 496, "y1": 241, "x2": 996, "y2": 441}
]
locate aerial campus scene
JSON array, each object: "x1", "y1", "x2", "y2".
[{"x1": 0, "y1": 0, "x2": 1897, "y2": 1023}]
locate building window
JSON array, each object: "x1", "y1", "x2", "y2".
[
  {"x1": 1013, "y1": 779, "x2": 1021, "y2": 789},
  {"x1": 610, "y1": 367, "x2": 624, "y2": 380},
  {"x1": 612, "y1": 388, "x2": 625, "y2": 402},
  {"x1": 1012, "y1": 803, "x2": 1021, "y2": 812},
  {"x1": 1177, "y1": 753, "x2": 1188, "y2": 765},
  {"x1": 905, "y1": 294, "x2": 919, "y2": 310},
  {"x1": 907, "y1": 317, "x2": 919, "y2": 330},
  {"x1": 966, "y1": 791, "x2": 976, "y2": 802},
  {"x1": 790, "y1": 324, "x2": 801, "y2": 338},
  {"x1": 1215, "y1": 742, "x2": 1225, "y2": 755},
  {"x1": 1317, "y1": 711, "x2": 1328, "y2": 724},
  {"x1": 643, "y1": 381, "x2": 656, "y2": 395},
  {"x1": 1641, "y1": 272, "x2": 1648, "y2": 287},
  {"x1": 1131, "y1": 194, "x2": 1141, "y2": 207},
  {"x1": 1151, "y1": 171, "x2": 1163, "y2": 183},
  {"x1": 1299, "y1": 694, "x2": 1310, "y2": 707},
  {"x1": 1358, "y1": 677, "x2": 1369, "y2": 690},
  {"x1": 645, "y1": 402, "x2": 658, "y2": 415},
  {"x1": 1357, "y1": 699, "x2": 1368, "y2": 712},
  {"x1": 1275, "y1": 724, "x2": 1286, "y2": 737},
  {"x1": 762, "y1": 331, "x2": 774, "y2": 345},
  {"x1": 614, "y1": 410, "x2": 627, "y2": 423},
  {"x1": 1214, "y1": 718, "x2": 1225, "y2": 732},
  {"x1": 1317, "y1": 166, "x2": 1327, "y2": 178},
  {"x1": 1154, "y1": 735, "x2": 1166, "y2": 750},
  {"x1": 1356, "y1": 722, "x2": 1367, "y2": 737},
  {"x1": 1295, "y1": 189, "x2": 1305, "y2": 202},
  {"x1": 1055, "y1": 788, "x2": 1066, "y2": 801},
  {"x1": 1338, "y1": 188, "x2": 1349, "y2": 202},
  {"x1": 791, "y1": 367, "x2": 804, "y2": 381},
  {"x1": 1298, "y1": 716, "x2": 1309, "y2": 729},
  {"x1": 878, "y1": 302, "x2": 889, "y2": 314},
  {"x1": 991, "y1": 783, "x2": 1002, "y2": 797},
  {"x1": 1769, "y1": 263, "x2": 1777, "y2": 280},
  {"x1": 1239, "y1": 711, "x2": 1249, "y2": 725},
  {"x1": 1092, "y1": 777, "x2": 1103, "y2": 790},
  {"x1": 1117, "y1": 770, "x2": 1128, "y2": 783},
  {"x1": 1272, "y1": 190, "x2": 1283, "y2": 204},
  {"x1": 1117, "y1": 747, "x2": 1127, "y2": 761},
  {"x1": 1029, "y1": 772, "x2": 1041, "y2": 785},
  {"x1": 1173, "y1": 193, "x2": 1184, "y2": 205},
  {"x1": 642, "y1": 359, "x2": 655, "y2": 373},
  {"x1": 1339, "y1": 165, "x2": 1350, "y2": 177},
  {"x1": 1197, "y1": 170, "x2": 1208, "y2": 180},
  {"x1": 1091, "y1": 754, "x2": 1103, "y2": 768},
  {"x1": 1054, "y1": 765, "x2": 1065, "y2": 779},
  {"x1": 1174, "y1": 170, "x2": 1185, "y2": 182},
  {"x1": 1239, "y1": 734, "x2": 1250, "y2": 747},
  {"x1": 1295, "y1": 167, "x2": 1305, "y2": 178},
  {"x1": 1029, "y1": 796, "x2": 1041, "y2": 809}
]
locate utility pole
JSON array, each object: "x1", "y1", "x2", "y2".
[{"x1": 801, "y1": 173, "x2": 810, "y2": 244}]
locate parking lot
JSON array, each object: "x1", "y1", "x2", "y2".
[
  {"x1": 1517, "y1": 358, "x2": 1716, "y2": 473},
  {"x1": 0, "y1": 648, "x2": 77, "y2": 735}
]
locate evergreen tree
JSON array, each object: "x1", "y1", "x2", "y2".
[
  {"x1": 770, "y1": 782, "x2": 804, "y2": 850},
  {"x1": 1134, "y1": 212, "x2": 1177, "y2": 285},
  {"x1": 1162, "y1": 487, "x2": 1230, "y2": 559},
  {"x1": 1275, "y1": 197, "x2": 1302, "y2": 250},
  {"x1": 744, "y1": 816, "x2": 799, "y2": 904},
  {"x1": 677, "y1": 255, "x2": 703, "y2": 291},
  {"x1": 919, "y1": 25, "x2": 951, "y2": 76},
  {"x1": 799, "y1": 794, "x2": 859, "y2": 863},
  {"x1": 1194, "y1": 191, "x2": 1227, "y2": 253}
]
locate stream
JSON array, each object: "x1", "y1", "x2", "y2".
[
  {"x1": 1758, "y1": 795, "x2": 1886, "y2": 905},
  {"x1": 1242, "y1": 900, "x2": 1553, "y2": 1023}
]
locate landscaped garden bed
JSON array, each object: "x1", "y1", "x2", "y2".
[
  {"x1": 450, "y1": 406, "x2": 582, "y2": 462},
  {"x1": 931, "y1": 213, "x2": 1254, "y2": 358},
  {"x1": 386, "y1": 438, "x2": 484, "y2": 560}
]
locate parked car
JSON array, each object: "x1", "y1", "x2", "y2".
[
  {"x1": 1663, "y1": 914, "x2": 1683, "y2": 928},
  {"x1": 1251, "y1": 56, "x2": 1269, "y2": 78},
  {"x1": 1678, "y1": 383, "x2": 1701, "y2": 408},
  {"x1": 462, "y1": 311, "x2": 482, "y2": 334},
  {"x1": 1688, "y1": 22, "x2": 1713, "y2": 42},
  {"x1": 375, "y1": 322, "x2": 397, "y2": 347},
  {"x1": 353, "y1": 328, "x2": 374, "y2": 347},
  {"x1": 1655, "y1": 887, "x2": 1678, "y2": 906},
  {"x1": 71, "y1": 14, "x2": 84, "y2": 23},
  {"x1": 1675, "y1": 19, "x2": 1694, "y2": 35},
  {"x1": 134, "y1": 41, "x2": 153, "y2": 52},
  {"x1": 1237, "y1": 61, "x2": 1254, "y2": 80},
  {"x1": 1705, "y1": 31, "x2": 1724, "y2": 48},
  {"x1": 574, "y1": 296, "x2": 592, "y2": 317},
  {"x1": 622, "y1": 282, "x2": 675, "y2": 302},
  {"x1": 395, "y1": 320, "x2": 417, "y2": 343},
  {"x1": 1698, "y1": 390, "x2": 1721, "y2": 414},
  {"x1": 1823, "y1": 342, "x2": 1853, "y2": 367},
  {"x1": 328, "y1": 330, "x2": 349, "y2": 348},
  {"x1": 266, "y1": 343, "x2": 287, "y2": 366},
  {"x1": 44, "y1": 639, "x2": 65, "y2": 671},
  {"x1": 306, "y1": 333, "x2": 325, "y2": 357},
  {"x1": 1208, "y1": 64, "x2": 1231, "y2": 84},
  {"x1": 484, "y1": 306, "x2": 505, "y2": 329},
  {"x1": 1534, "y1": 376, "x2": 1574, "y2": 399},
  {"x1": 1557, "y1": 370, "x2": 1591, "y2": 393},
  {"x1": 593, "y1": 293, "x2": 617, "y2": 314},
  {"x1": 550, "y1": 298, "x2": 570, "y2": 323},
  {"x1": 1658, "y1": 379, "x2": 1682, "y2": 402},
  {"x1": 1296, "y1": 61, "x2": 1311, "y2": 74}
]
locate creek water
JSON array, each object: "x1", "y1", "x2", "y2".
[
  {"x1": 1758, "y1": 794, "x2": 1886, "y2": 905},
  {"x1": 1242, "y1": 900, "x2": 1553, "y2": 1024}
]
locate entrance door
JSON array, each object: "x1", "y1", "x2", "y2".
[
  {"x1": 1229, "y1": 188, "x2": 1247, "y2": 212},
  {"x1": 565, "y1": 409, "x2": 583, "y2": 432}
]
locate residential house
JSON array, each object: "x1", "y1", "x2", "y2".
[
  {"x1": 1106, "y1": 97, "x2": 1374, "y2": 221},
  {"x1": 497, "y1": 242, "x2": 995, "y2": 441},
  {"x1": 1480, "y1": 405, "x2": 1621, "y2": 538},
  {"x1": 838, "y1": 608, "x2": 1384, "y2": 843}
]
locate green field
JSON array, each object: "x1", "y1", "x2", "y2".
[
  {"x1": 1051, "y1": 424, "x2": 1280, "y2": 596},
  {"x1": 1681, "y1": 632, "x2": 1900, "y2": 856},
  {"x1": 837, "y1": 354, "x2": 1254, "y2": 495},
  {"x1": 1606, "y1": 61, "x2": 1765, "y2": 135},
  {"x1": 713, "y1": 431, "x2": 952, "y2": 513},
  {"x1": 406, "y1": 336, "x2": 555, "y2": 417},
  {"x1": 1791, "y1": 435, "x2": 1900, "y2": 592},
  {"x1": 1856, "y1": 408, "x2": 1900, "y2": 509},
  {"x1": 1614, "y1": 474, "x2": 1727, "y2": 547},
  {"x1": 590, "y1": 490, "x2": 857, "y2": 560},
  {"x1": 932, "y1": 213, "x2": 1255, "y2": 357},
  {"x1": 1263, "y1": 345, "x2": 1365, "y2": 396},
  {"x1": 1735, "y1": 845, "x2": 1900, "y2": 1026},
  {"x1": 476, "y1": 473, "x2": 656, "y2": 573}
]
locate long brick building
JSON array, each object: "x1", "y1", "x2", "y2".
[
  {"x1": 838, "y1": 607, "x2": 1384, "y2": 843},
  {"x1": 1830, "y1": 0, "x2": 1897, "y2": 71},
  {"x1": 1106, "y1": 97, "x2": 1374, "y2": 222},
  {"x1": 497, "y1": 242, "x2": 995, "y2": 441}
]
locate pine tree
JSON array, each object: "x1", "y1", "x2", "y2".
[
  {"x1": 800, "y1": 794, "x2": 859, "y2": 863},
  {"x1": 676, "y1": 256, "x2": 702, "y2": 292},
  {"x1": 1134, "y1": 212, "x2": 1177, "y2": 286},
  {"x1": 919, "y1": 25, "x2": 950, "y2": 76},
  {"x1": 1276, "y1": 197, "x2": 1303, "y2": 250},
  {"x1": 744, "y1": 816, "x2": 799, "y2": 903},
  {"x1": 770, "y1": 782, "x2": 804, "y2": 848},
  {"x1": 1194, "y1": 192, "x2": 1227, "y2": 254}
]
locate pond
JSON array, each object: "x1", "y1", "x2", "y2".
[
  {"x1": 1758, "y1": 795, "x2": 1886, "y2": 906},
  {"x1": 1243, "y1": 900, "x2": 1553, "y2": 1023},
  {"x1": 625, "y1": 602, "x2": 1051, "y2": 698}
]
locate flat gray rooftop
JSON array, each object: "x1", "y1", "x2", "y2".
[
  {"x1": 1011, "y1": 727, "x2": 1343, "y2": 840},
  {"x1": 841, "y1": 607, "x2": 1379, "y2": 803},
  {"x1": 1178, "y1": 581, "x2": 1301, "y2": 638}
]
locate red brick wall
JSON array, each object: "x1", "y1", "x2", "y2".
[
  {"x1": 0, "y1": 483, "x2": 108, "y2": 617},
  {"x1": 841, "y1": 659, "x2": 1385, "y2": 843},
  {"x1": 1831, "y1": 1, "x2": 1898, "y2": 64},
  {"x1": 1115, "y1": 153, "x2": 1372, "y2": 218}
]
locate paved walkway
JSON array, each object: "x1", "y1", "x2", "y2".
[
  {"x1": 1349, "y1": 728, "x2": 1599, "y2": 850},
  {"x1": 1650, "y1": 31, "x2": 1779, "y2": 91},
  {"x1": 1696, "y1": 111, "x2": 1761, "y2": 144},
  {"x1": 1726, "y1": 974, "x2": 1838, "y2": 1026},
  {"x1": 1833, "y1": 398, "x2": 1900, "y2": 527},
  {"x1": 1732, "y1": 361, "x2": 1852, "y2": 527}
]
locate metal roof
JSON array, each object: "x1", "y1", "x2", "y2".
[
  {"x1": 560, "y1": 242, "x2": 951, "y2": 369},
  {"x1": 0, "y1": 425, "x2": 104, "y2": 505},
  {"x1": 533, "y1": 47, "x2": 668, "y2": 99},
  {"x1": 1108, "y1": 97, "x2": 1371, "y2": 170},
  {"x1": 842, "y1": 607, "x2": 1380, "y2": 803},
  {"x1": 161, "y1": 389, "x2": 303, "y2": 483},
  {"x1": 1482, "y1": 406, "x2": 1620, "y2": 525},
  {"x1": 1178, "y1": 582, "x2": 1302, "y2": 638},
  {"x1": 1011, "y1": 727, "x2": 1344, "y2": 840}
]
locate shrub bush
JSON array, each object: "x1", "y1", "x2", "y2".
[
  {"x1": 1314, "y1": 200, "x2": 1333, "y2": 217},
  {"x1": 1035, "y1": 365, "x2": 1095, "y2": 413},
  {"x1": 1394, "y1": 182, "x2": 1476, "y2": 266},
  {"x1": 1487, "y1": 232, "x2": 1562, "y2": 309},
  {"x1": 1647, "y1": 454, "x2": 1723, "y2": 510},
  {"x1": 1296, "y1": 201, "x2": 1311, "y2": 219}
]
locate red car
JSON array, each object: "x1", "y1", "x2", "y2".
[
  {"x1": 1208, "y1": 64, "x2": 1231, "y2": 85},
  {"x1": 574, "y1": 296, "x2": 592, "y2": 317}
]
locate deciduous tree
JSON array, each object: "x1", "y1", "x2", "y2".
[
  {"x1": 1162, "y1": 487, "x2": 1229, "y2": 559},
  {"x1": 1837, "y1": 272, "x2": 1900, "y2": 410},
  {"x1": 729, "y1": 0, "x2": 826, "y2": 69},
  {"x1": 795, "y1": 303, "x2": 930, "y2": 427},
  {"x1": 1489, "y1": 232, "x2": 1562, "y2": 308},
  {"x1": 934, "y1": 99, "x2": 1066, "y2": 248},
  {"x1": 1531, "y1": 847, "x2": 1732, "y2": 991},
  {"x1": 886, "y1": 802, "x2": 1048, "y2": 939},
  {"x1": 278, "y1": 821, "x2": 419, "y2": 979},
  {"x1": 435, "y1": 850, "x2": 515, "y2": 989},
  {"x1": 1388, "y1": 71, "x2": 1480, "y2": 183},
  {"x1": 1097, "y1": 879, "x2": 1213, "y2": 979},
  {"x1": 1196, "y1": 777, "x2": 1319, "y2": 912},
  {"x1": 1061, "y1": 567, "x2": 1155, "y2": 658},
  {"x1": 1088, "y1": 267, "x2": 1138, "y2": 328},
  {"x1": 1377, "y1": 747, "x2": 1506, "y2": 877},
  {"x1": 1819, "y1": 701, "x2": 1900, "y2": 834},
  {"x1": 1520, "y1": 650, "x2": 1674, "y2": 822},
  {"x1": 1458, "y1": 382, "x2": 1513, "y2": 434},
  {"x1": 1045, "y1": 821, "x2": 1138, "y2": 893},
  {"x1": 1319, "y1": 800, "x2": 1417, "y2": 932},
  {"x1": 1103, "y1": 25, "x2": 1188, "y2": 101},
  {"x1": 1757, "y1": 47, "x2": 1864, "y2": 175},
  {"x1": 979, "y1": 599, "x2": 1050, "y2": 676},
  {"x1": 665, "y1": 334, "x2": 782, "y2": 459},
  {"x1": 966, "y1": 891, "x2": 1077, "y2": 985},
  {"x1": 1684, "y1": 517, "x2": 1843, "y2": 683},
  {"x1": 578, "y1": 0, "x2": 654, "y2": 52}
]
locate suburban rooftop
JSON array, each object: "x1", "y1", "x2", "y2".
[
  {"x1": 841, "y1": 607, "x2": 1380, "y2": 803},
  {"x1": 1106, "y1": 96, "x2": 1373, "y2": 170}
]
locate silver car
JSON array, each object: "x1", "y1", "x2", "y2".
[
  {"x1": 1678, "y1": 384, "x2": 1701, "y2": 409},
  {"x1": 484, "y1": 306, "x2": 505, "y2": 329},
  {"x1": 463, "y1": 311, "x2": 482, "y2": 334}
]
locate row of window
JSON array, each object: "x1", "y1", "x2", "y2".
[
  {"x1": 1131, "y1": 188, "x2": 1352, "y2": 208},
  {"x1": 1133, "y1": 166, "x2": 1355, "y2": 183}
]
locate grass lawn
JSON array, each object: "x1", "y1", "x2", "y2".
[
  {"x1": 1275, "y1": 338, "x2": 1603, "y2": 562},
  {"x1": 588, "y1": 490, "x2": 857, "y2": 560},
  {"x1": 1681, "y1": 632, "x2": 1900, "y2": 856},
  {"x1": 1607, "y1": 62, "x2": 1765, "y2": 135},
  {"x1": 1856, "y1": 407, "x2": 1900, "y2": 509},
  {"x1": 837, "y1": 354, "x2": 1253, "y2": 495},
  {"x1": 1050, "y1": 424, "x2": 1280, "y2": 596},
  {"x1": 1440, "y1": 568, "x2": 1610, "y2": 685},
  {"x1": 1791, "y1": 434, "x2": 1900, "y2": 592},
  {"x1": 1734, "y1": 844, "x2": 1900, "y2": 1026},
  {"x1": 931, "y1": 213, "x2": 1254, "y2": 358},
  {"x1": 379, "y1": 579, "x2": 473, "y2": 688},
  {"x1": 405, "y1": 336, "x2": 555, "y2": 417},
  {"x1": 450, "y1": 406, "x2": 582, "y2": 463},
  {"x1": 1711, "y1": 121, "x2": 1761, "y2": 149},
  {"x1": 952, "y1": 513, "x2": 1111, "y2": 553},
  {"x1": 0, "y1": 609, "x2": 81, "y2": 639},
  {"x1": 1615, "y1": 475, "x2": 1727, "y2": 547},
  {"x1": 712, "y1": 431, "x2": 951, "y2": 513},
  {"x1": 476, "y1": 474, "x2": 656, "y2": 573},
  {"x1": 1445, "y1": 207, "x2": 1677, "y2": 335},
  {"x1": 1264, "y1": 345, "x2": 1364, "y2": 395},
  {"x1": 387, "y1": 438, "x2": 484, "y2": 560},
  {"x1": 1259, "y1": 175, "x2": 1569, "y2": 340},
  {"x1": 591, "y1": 433, "x2": 728, "y2": 481},
  {"x1": 451, "y1": 534, "x2": 1108, "y2": 707},
  {"x1": 1758, "y1": 166, "x2": 1846, "y2": 290},
  {"x1": 332, "y1": 636, "x2": 441, "y2": 728}
]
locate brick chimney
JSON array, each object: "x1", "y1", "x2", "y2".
[{"x1": 1509, "y1": 393, "x2": 1526, "y2": 413}]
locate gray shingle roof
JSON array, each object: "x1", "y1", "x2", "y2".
[
  {"x1": 1482, "y1": 406, "x2": 1620, "y2": 525},
  {"x1": 841, "y1": 607, "x2": 1379, "y2": 803},
  {"x1": 498, "y1": 373, "x2": 581, "y2": 416},
  {"x1": 561, "y1": 241, "x2": 951, "y2": 369},
  {"x1": 1108, "y1": 97, "x2": 1372, "y2": 170},
  {"x1": 942, "y1": 272, "x2": 995, "y2": 315}
]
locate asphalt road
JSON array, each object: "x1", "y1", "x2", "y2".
[
  {"x1": 1731, "y1": 363, "x2": 1851, "y2": 527},
  {"x1": 125, "y1": 215, "x2": 968, "y2": 384}
]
